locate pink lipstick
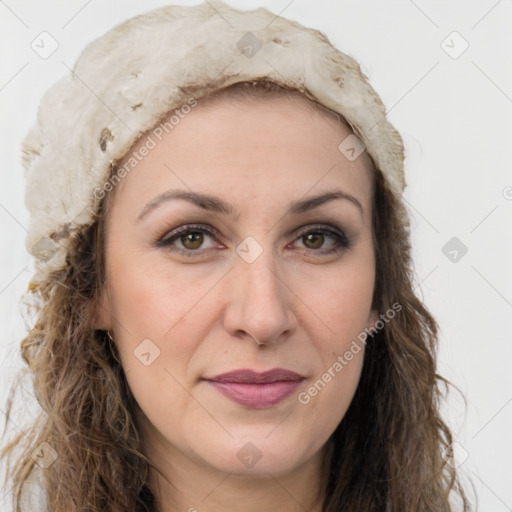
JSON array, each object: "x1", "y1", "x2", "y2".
[{"x1": 204, "y1": 369, "x2": 304, "y2": 409}]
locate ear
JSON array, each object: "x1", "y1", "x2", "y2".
[
  {"x1": 367, "y1": 308, "x2": 379, "y2": 330},
  {"x1": 91, "y1": 286, "x2": 112, "y2": 331}
]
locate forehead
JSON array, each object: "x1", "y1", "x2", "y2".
[{"x1": 111, "y1": 91, "x2": 375, "y2": 219}]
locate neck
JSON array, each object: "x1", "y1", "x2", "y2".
[{"x1": 149, "y1": 453, "x2": 326, "y2": 512}]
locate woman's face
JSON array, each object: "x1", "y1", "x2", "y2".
[{"x1": 95, "y1": 93, "x2": 378, "y2": 482}]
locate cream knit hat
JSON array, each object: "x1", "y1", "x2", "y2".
[{"x1": 22, "y1": 1, "x2": 405, "y2": 290}]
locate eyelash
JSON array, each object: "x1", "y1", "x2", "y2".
[{"x1": 156, "y1": 223, "x2": 351, "y2": 258}]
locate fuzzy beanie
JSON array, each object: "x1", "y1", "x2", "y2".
[{"x1": 22, "y1": 0, "x2": 405, "y2": 290}]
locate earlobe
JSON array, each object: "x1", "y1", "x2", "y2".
[{"x1": 367, "y1": 309, "x2": 379, "y2": 331}]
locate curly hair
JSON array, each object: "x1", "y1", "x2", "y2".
[{"x1": 1, "y1": 81, "x2": 471, "y2": 511}]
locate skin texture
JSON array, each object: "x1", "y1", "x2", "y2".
[{"x1": 94, "y1": 93, "x2": 378, "y2": 512}]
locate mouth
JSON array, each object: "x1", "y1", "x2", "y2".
[{"x1": 203, "y1": 368, "x2": 305, "y2": 409}]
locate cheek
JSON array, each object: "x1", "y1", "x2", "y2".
[
  {"x1": 106, "y1": 256, "x2": 213, "y2": 431},
  {"x1": 293, "y1": 250, "x2": 374, "y2": 410},
  {"x1": 295, "y1": 271, "x2": 372, "y2": 425},
  {"x1": 294, "y1": 251, "x2": 376, "y2": 352},
  {"x1": 107, "y1": 242, "x2": 213, "y2": 328},
  {"x1": 105, "y1": 247, "x2": 218, "y2": 374},
  {"x1": 298, "y1": 348, "x2": 364, "y2": 414}
]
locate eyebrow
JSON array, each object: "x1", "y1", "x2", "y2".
[{"x1": 137, "y1": 188, "x2": 364, "y2": 222}]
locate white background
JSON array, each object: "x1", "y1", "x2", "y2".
[{"x1": 1, "y1": 1, "x2": 511, "y2": 510}]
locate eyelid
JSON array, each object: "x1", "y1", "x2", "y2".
[
  {"x1": 156, "y1": 223, "x2": 220, "y2": 249},
  {"x1": 156, "y1": 222, "x2": 351, "y2": 255}
]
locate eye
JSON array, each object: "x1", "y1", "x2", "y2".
[
  {"x1": 292, "y1": 225, "x2": 351, "y2": 254},
  {"x1": 156, "y1": 224, "x2": 219, "y2": 255},
  {"x1": 156, "y1": 223, "x2": 351, "y2": 257}
]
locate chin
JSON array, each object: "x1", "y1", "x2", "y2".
[{"x1": 195, "y1": 430, "x2": 321, "y2": 478}]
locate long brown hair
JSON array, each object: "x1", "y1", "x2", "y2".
[{"x1": 1, "y1": 81, "x2": 471, "y2": 511}]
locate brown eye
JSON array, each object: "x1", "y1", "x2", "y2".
[
  {"x1": 180, "y1": 231, "x2": 204, "y2": 250},
  {"x1": 158, "y1": 223, "x2": 350, "y2": 257},
  {"x1": 293, "y1": 226, "x2": 351, "y2": 254},
  {"x1": 303, "y1": 232, "x2": 324, "y2": 249},
  {"x1": 157, "y1": 224, "x2": 219, "y2": 255}
]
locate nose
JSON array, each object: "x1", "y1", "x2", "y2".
[{"x1": 222, "y1": 247, "x2": 297, "y2": 347}]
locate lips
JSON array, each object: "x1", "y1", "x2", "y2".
[{"x1": 204, "y1": 369, "x2": 305, "y2": 408}]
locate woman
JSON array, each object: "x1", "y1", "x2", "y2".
[{"x1": 1, "y1": 2, "x2": 471, "y2": 511}]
